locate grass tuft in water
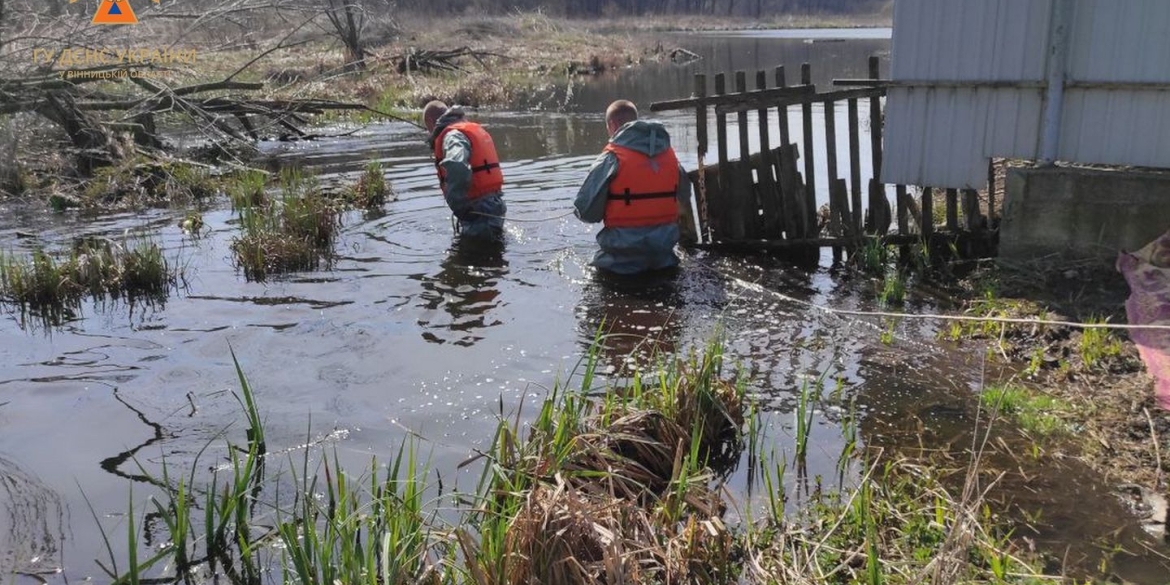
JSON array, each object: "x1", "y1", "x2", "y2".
[
  {"x1": 347, "y1": 161, "x2": 392, "y2": 210},
  {"x1": 746, "y1": 454, "x2": 1051, "y2": 584},
  {"x1": 0, "y1": 236, "x2": 179, "y2": 319},
  {"x1": 230, "y1": 168, "x2": 341, "y2": 281},
  {"x1": 227, "y1": 169, "x2": 269, "y2": 210},
  {"x1": 462, "y1": 336, "x2": 746, "y2": 584}
]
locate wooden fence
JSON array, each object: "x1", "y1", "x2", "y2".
[{"x1": 649, "y1": 56, "x2": 996, "y2": 258}]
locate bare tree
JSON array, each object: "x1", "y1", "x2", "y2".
[{"x1": 322, "y1": 0, "x2": 366, "y2": 70}]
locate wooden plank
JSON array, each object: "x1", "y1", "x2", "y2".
[
  {"x1": 694, "y1": 73, "x2": 709, "y2": 240},
  {"x1": 695, "y1": 74, "x2": 708, "y2": 157},
  {"x1": 830, "y1": 177, "x2": 846, "y2": 263},
  {"x1": 921, "y1": 187, "x2": 934, "y2": 238},
  {"x1": 829, "y1": 178, "x2": 852, "y2": 238},
  {"x1": 896, "y1": 184, "x2": 909, "y2": 235},
  {"x1": 869, "y1": 179, "x2": 891, "y2": 235},
  {"x1": 833, "y1": 79, "x2": 892, "y2": 87},
  {"x1": 777, "y1": 144, "x2": 809, "y2": 239},
  {"x1": 733, "y1": 71, "x2": 752, "y2": 240},
  {"x1": 987, "y1": 158, "x2": 997, "y2": 225},
  {"x1": 868, "y1": 56, "x2": 884, "y2": 238},
  {"x1": 714, "y1": 87, "x2": 885, "y2": 114},
  {"x1": 688, "y1": 164, "x2": 723, "y2": 236},
  {"x1": 945, "y1": 188, "x2": 958, "y2": 232},
  {"x1": 824, "y1": 97, "x2": 847, "y2": 237},
  {"x1": 962, "y1": 188, "x2": 981, "y2": 231},
  {"x1": 775, "y1": 66, "x2": 791, "y2": 146},
  {"x1": 801, "y1": 63, "x2": 817, "y2": 239},
  {"x1": 755, "y1": 69, "x2": 781, "y2": 239},
  {"x1": 847, "y1": 97, "x2": 862, "y2": 234},
  {"x1": 649, "y1": 84, "x2": 815, "y2": 112},
  {"x1": 714, "y1": 73, "x2": 730, "y2": 240}
]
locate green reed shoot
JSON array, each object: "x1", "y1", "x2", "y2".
[
  {"x1": 1080, "y1": 316, "x2": 1124, "y2": 370},
  {"x1": 795, "y1": 378, "x2": 819, "y2": 463}
]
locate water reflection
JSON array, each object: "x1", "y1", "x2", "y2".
[
  {"x1": 575, "y1": 268, "x2": 689, "y2": 373},
  {"x1": 0, "y1": 454, "x2": 66, "y2": 580},
  {"x1": 414, "y1": 239, "x2": 508, "y2": 347}
]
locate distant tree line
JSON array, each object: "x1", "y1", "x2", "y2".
[{"x1": 393, "y1": 0, "x2": 888, "y2": 17}]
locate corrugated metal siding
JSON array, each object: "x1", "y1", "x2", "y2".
[
  {"x1": 1060, "y1": 89, "x2": 1170, "y2": 167},
  {"x1": 883, "y1": 0, "x2": 1170, "y2": 189},
  {"x1": 1068, "y1": 0, "x2": 1170, "y2": 83},
  {"x1": 889, "y1": 0, "x2": 1051, "y2": 81}
]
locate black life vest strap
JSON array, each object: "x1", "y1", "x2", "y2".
[
  {"x1": 472, "y1": 161, "x2": 500, "y2": 174},
  {"x1": 608, "y1": 187, "x2": 678, "y2": 205}
]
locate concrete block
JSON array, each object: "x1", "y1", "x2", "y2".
[{"x1": 1000, "y1": 166, "x2": 1170, "y2": 266}]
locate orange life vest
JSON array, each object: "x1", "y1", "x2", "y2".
[
  {"x1": 603, "y1": 143, "x2": 680, "y2": 229},
  {"x1": 433, "y1": 121, "x2": 504, "y2": 200}
]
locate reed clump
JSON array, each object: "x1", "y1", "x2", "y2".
[
  {"x1": 347, "y1": 161, "x2": 392, "y2": 210},
  {"x1": 462, "y1": 342, "x2": 746, "y2": 585},
  {"x1": 0, "y1": 237, "x2": 177, "y2": 312},
  {"x1": 229, "y1": 168, "x2": 341, "y2": 280}
]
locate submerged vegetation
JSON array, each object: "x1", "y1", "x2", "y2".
[{"x1": 97, "y1": 338, "x2": 1057, "y2": 584}]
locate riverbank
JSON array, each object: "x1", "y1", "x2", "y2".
[
  {"x1": 96, "y1": 339, "x2": 1055, "y2": 584},
  {"x1": 939, "y1": 259, "x2": 1168, "y2": 534}
]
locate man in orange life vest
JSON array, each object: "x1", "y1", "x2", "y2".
[
  {"x1": 424, "y1": 101, "x2": 507, "y2": 240},
  {"x1": 574, "y1": 100, "x2": 693, "y2": 275}
]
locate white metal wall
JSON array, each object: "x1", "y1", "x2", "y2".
[{"x1": 883, "y1": 0, "x2": 1170, "y2": 189}]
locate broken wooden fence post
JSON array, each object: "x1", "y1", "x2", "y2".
[
  {"x1": 695, "y1": 73, "x2": 709, "y2": 242},
  {"x1": 734, "y1": 70, "x2": 752, "y2": 240},
  {"x1": 714, "y1": 72, "x2": 730, "y2": 241},
  {"x1": 756, "y1": 69, "x2": 782, "y2": 239},
  {"x1": 801, "y1": 63, "x2": 817, "y2": 240},
  {"x1": 945, "y1": 188, "x2": 958, "y2": 232}
]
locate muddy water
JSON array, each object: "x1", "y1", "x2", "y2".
[{"x1": 0, "y1": 29, "x2": 1168, "y2": 583}]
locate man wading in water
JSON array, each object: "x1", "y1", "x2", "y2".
[
  {"x1": 574, "y1": 100, "x2": 694, "y2": 275},
  {"x1": 424, "y1": 101, "x2": 507, "y2": 241}
]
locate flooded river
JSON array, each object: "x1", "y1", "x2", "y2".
[{"x1": 1, "y1": 28, "x2": 1168, "y2": 583}]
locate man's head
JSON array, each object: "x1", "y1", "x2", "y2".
[
  {"x1": 423, "y1": 100, "x2": 449, "y2": 133},
  {"x1": 605, "y1": 100, "x2": 638, "y2": 137}
]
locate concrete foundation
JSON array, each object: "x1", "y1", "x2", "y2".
[{"x1": 1000, "y1": 166, "x2": 1170, "y2": 266}]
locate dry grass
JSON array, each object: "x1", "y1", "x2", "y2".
[{"x1": 460, "y1": 340, "x2": 745, "y2": 585}]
